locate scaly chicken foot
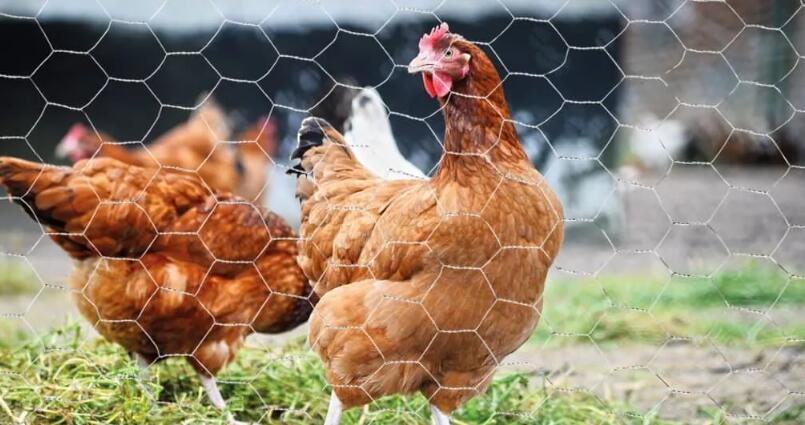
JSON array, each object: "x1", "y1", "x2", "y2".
[{"x1": 198, "y1": 373, "x2": 248, "y2": 425}]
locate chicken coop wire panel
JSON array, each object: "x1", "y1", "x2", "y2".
[{"x1": 0, "y1": 0, "x2": 802, "y2": 423}]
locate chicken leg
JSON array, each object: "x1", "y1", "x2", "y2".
[
  {"x1": 198, "y1": 372, "x2": 247, "y2": 425},
  {"x1": 324, "y1": 391, "x2": 342, "y2": 425},
  {"x1": 430, "y1": 405, "x2": 450, "y2": 425},
  {"x1": 131, "y1": 353, "x2": 155, "y2": 403},
  {"x1": 321, "y1": 391, "x2": 448, "y2": 424},
  {"x1": 133, "y1": 353, "x2": 151, "y2": 380}
]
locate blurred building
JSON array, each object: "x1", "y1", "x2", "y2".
[{"x1": 619, "y1": 0, "x2": 803, "y2": 165}]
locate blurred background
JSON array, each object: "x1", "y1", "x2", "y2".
[{"x1": 0, "y1": 0, "x2": 803, "y2": 422}]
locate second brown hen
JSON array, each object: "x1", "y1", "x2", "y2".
[
  {"x1": 0, "y1": 156, "x2": 312, "y2": 422},
  {"x1": 55, "y1": 101, "x2": 248, "y2": 197}
]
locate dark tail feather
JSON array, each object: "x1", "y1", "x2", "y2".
[
  {"x1": 286, "y1": 117, "x2": 336, "y2": 176},
  {"x1": 288, "y1": 80, "x2": 356, "y2": 175},
  {"x1": 285, "y1": 163, "x2": 307, "y2": 177}
]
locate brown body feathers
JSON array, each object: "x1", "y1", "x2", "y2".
[{"x1": 0, "y1": 156, "x2": 311, "y2": 377}]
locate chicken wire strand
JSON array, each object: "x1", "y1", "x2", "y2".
[{"x1": 0, "y1": 0, "x2": 803, "y2": 423}]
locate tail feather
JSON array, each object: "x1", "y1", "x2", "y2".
[
  {"x1": 287, "y1": 117, "x2": 381, "y2": 204},
  {"x1": 0, "y1": 156, "x2": 173, "y2": 259},
  {"x1": 286, "y1": 117, "x2": 343, "y2": 177},
  {"x1": 291, "y1": 117, "x2": 332, "y2": 161},
  {"x1": 0, "y1": 157, "x2": 98, "y2": 258},
  {"x1": 0, "y1": 157, "x2": 72, "y2": 228},
  {"x1": 0, "y1": 156, "x2": 46, "y2": 194},
  {"x1": 285, "y1": 163, "x2": 307, "y2": 177}
]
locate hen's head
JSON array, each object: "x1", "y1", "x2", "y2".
[
  {"x1": 408, "y1": 23, "x2": 472, "y2": 98},
  {"x1": 55, "y1": 123, "x2": 100, "y2": 163}
]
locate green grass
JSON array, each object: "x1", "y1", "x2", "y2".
[
  {"x1": 534, "y1": 261, "x2": 805, "y2": 347},
  {"x1": 0, "y1": 324, "x2": 677, "y2": 425},
  {"x1": 0, "y1": 256, "x2": 40, "y2": 296},
  {"x1": 0, "y1": 261, "x2": 802, "y2": 424}
]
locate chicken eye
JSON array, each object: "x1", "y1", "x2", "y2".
[{"x1": 444, "y1": 48, "x2": 454, "y2": 58}]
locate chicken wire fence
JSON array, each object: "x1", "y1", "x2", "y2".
[{"x1": 0, "y1": 0, "x2": 803, "y2": 423}]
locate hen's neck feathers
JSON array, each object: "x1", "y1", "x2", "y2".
[{"x1": 434, "y1": 40, "x2": 526, "y2": 182}]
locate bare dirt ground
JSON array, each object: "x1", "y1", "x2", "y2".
[{"x1": 510, "y1": 342, "x2": 803, "y2": 421}]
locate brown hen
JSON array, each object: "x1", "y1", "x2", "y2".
[
  {"x1": 288, "y1": 23, "x2": 564, "y2": 424},
  {"x1": 54, "y1": 100, "x2": 259, "y2": 199},
  {"x1": 0, "y1": 156, "x2": 312, "y2": 421}
]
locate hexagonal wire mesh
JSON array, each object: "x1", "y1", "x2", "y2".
[{"x1": 0, "y1": 0, "x2": 803, "y2": 423}]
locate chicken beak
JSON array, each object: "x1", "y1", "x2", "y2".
[
  {"x1": 55, "y1": 137, "x2": 77, "y2": 159},
  {"x1": 407, "y1": 55, "x2": 436, "y2": 74}
]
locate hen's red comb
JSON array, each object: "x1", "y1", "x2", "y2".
[
  {"x1": 419, "y1": 22, "x2": 450, "y2": 51},
  {"x1": 66, "y1": 123, "x2": 88, "y2": 140}
]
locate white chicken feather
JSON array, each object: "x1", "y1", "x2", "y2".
[{"x1": 342, "y1": 88, "x2": 426, "y2": 179}]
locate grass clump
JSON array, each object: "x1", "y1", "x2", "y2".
[
  {"x1": 535, "y1": 261, "x2": 805, "y2": 347},
  {"x1": 0, "y1": 323, "x2": 675, "y2": 425}
]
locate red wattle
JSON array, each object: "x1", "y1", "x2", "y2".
[
  {"x1": 432, "y1": 71, "x2": 452, "y2": 98},
  {"x1": 422, "y1": 73, "x2": 437, "y2": 98}
]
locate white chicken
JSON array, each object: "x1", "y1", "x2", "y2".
[{"x1": 342, "y1": 87, "x2": 426, "y2": 179}]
